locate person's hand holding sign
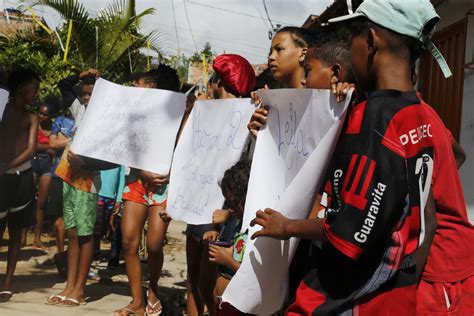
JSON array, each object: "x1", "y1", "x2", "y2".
[
  {"x1": 250, "y1": 208, "x2": 291, "y2": 240},
  {"x1": 140, "y1": 170, "x2": 168, "y2": 187}
]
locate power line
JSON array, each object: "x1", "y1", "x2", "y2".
[
  {"x1": 182, "y1": 0, "x2": 198, "y2": 54},
  {"x1": 154, "y1": 22, "x2": 269, "y2": 51},
  {"x1": 251, "y1": 0, "x2": 271, "y2": 30},
  {"x1": 262, "y1": 0, "x2": 275, "y2": 29},
  {"x1": 170, "y1": 0, "x2": 180, "y2": 52},
  {"x1": 186, "y1": 0, "x2": 291, "y2": 25}
]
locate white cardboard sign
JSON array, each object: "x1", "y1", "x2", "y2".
[
  {"x1": 0, "y1": 88, "x2": 9, "y2": 122},
  {"x1": 71, "y1": 78, "x2": 186, "y2": 174},
  {"x1": 222, "y1": 89, "x2": 352, "y2": 314},
  {"x1": 167, "y1": 98, "x2": 254, "y2": 224}
]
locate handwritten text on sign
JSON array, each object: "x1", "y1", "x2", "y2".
[
  {"x1": 71, "y1": 78, "x2": 186, "y2": 174},
  {"x1": 168, "y1": 98, "x2": 254, "y2": 224},
  {"x1": 223, "y1": 89, "x2": 352, "y2": 314}
]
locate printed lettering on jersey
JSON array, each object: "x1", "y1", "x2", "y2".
[
  {"x1": 382, "y1": 105, "x2": 436, "y2": 159},
  {"x1": 341, "y1": 154, "x2": 376, "y2": 211}
]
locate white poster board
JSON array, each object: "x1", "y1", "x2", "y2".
[
  {"x1": 222, "y1": 89, "x2": 352, "y2": 314},
  {"x1": 71, "y1": 78, "x2": 186, "y2": 174},
  {"x1": 0, "y1": 88, "x2": 8, "y2": 122},
  {"x1": 167, "y1": 98, "x2": 254, "y2": 224}
]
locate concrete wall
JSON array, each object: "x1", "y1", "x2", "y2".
[{"x1": 436, "y1": 0, "x2": 474, "y2": 221}]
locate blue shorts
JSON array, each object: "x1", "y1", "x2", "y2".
[{"x1": 32, "y1": 153, "x2": 52, "y2": 177}]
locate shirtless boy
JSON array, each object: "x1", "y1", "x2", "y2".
[{"x1": 0, "y1": 68, "x2": 40, "y2": 302}]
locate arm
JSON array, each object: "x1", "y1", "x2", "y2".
[
  {"x1": 452, "y1": 140, "x2": 466, "y2": 169},
  {"x1": 37, "y1": 142, "x2": 51, "y2": 152},
  {"x1": 209, "y1": 245, "x2": 241, "y2": 272},
  {"x1": 139, "y1": 170, "x2": 168, "y2": 187},
  {"x1": 411, "y1": 188, "x2": 437, "y2": 279},
  {"x1": 49, "y1": 133, "x2": 69, "y2": 149},
  {"x1": 250, "y1": 208, "x2": 325, "y2": 241},
  {"x1": 58, "y1": 74, "x2": 80, "y2": 109},
  {"x1": 5, "y1": 114, "x2": 38, "y2": 170},
  {"x1": 58, "y1": 69, "x2": 101, "y2": 108}
]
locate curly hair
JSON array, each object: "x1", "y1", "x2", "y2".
[{"x1": 220, "y1": 160, "x2": 251, "y2": 211}]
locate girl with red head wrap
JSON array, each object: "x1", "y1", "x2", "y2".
[
  {"x1": 211, "y1": 54, "x2": 256, "y2": 99},
  {"x1": 184, "y1": 54, "x2": 256, "y2": 316}
]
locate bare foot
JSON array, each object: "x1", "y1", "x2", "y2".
[
  {"x1": 113, "y1": 302, "x2": 145, "y2": 316},
  {"x1": 146, "y1": 288, "x2": 163, "y2": 315},
  {"x1": 56, "y1": 292, "x2": 86, "y2": 307}
]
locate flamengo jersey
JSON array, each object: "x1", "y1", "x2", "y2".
[{"x1": 288, "y1": 90, "x2": 436, "y2": 315}]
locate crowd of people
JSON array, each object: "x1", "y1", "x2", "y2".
[{"x1": 0, "y1": 0, "x2": 474, "y2": 315}]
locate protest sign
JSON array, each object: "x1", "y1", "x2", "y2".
[
  {"x1": 71, "y1": 78, "x2": 186, "y2": 174},
  {"x1": 0, "y1": 88, "x2": 8, "y2": 122},
  {"x1": 167, "y1": 98, "x2": 254, "y2": 224},
  {"x1": 222, "y1": 89, "x2": 352, "y2": 314}
]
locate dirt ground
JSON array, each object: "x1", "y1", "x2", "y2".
[{"x1": 0, "y1": 221, "x2": 188, "y2": 316}]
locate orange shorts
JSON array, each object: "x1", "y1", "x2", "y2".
[
  {"x1": 416, "y1": 276, "x2": 474, "y2": 315},
  {"x1": 121, "y1": 179, "x2": 167, "y2": 208}
]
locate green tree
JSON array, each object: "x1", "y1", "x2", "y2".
[
  {"x1": 190, "y1": 42, "x2": 215, "y2": 64},
  {"x1": 0, "y1": 30, "x2": 76, "y2": 100},
  {"x1": 162, "y1": 52, "x2": 191, "y2": 88},
  {"x1": 28, "y1": 0, "x2": 163, "y2": 81}
]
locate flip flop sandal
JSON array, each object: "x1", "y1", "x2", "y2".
[
  {"x1": 146, "y1": 290, "x2": 162, "y2": 316},
  {"x1": 112, "y1": 307, "x2": 145, "y2": 316},
  {"x1": 56, "y1": 297, "x2": 86, "y2": 307},
  {"x1": 0, "y1": 291, "x2": 13, "y2": 303},
  {"x1": 45, "y1": 294, "x2": 66, "y2": 305}
]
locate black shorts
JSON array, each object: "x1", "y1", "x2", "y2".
[
  {"x1": 46, "y1": 177, "x2": 64, "y2": 219},
  {"x1": 0, "y1": 168, "x2": 35, "y2": 230}
]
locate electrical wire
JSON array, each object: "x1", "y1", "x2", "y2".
[
  {"x1": 171, "y1": 0, "x2": 180, "y2": 52},
  {"x1": 262, "y1": 0, "x2": 274, "y2": 29},
  {"x1": 251, "y1": 0, "x2": 271, "y2": 29},
  {"x1": 182, "y1": 0, "x2": 198, "y2": 54},
  {"x1": 186, "y1": 0, "x2": 290, "y2": 25}
]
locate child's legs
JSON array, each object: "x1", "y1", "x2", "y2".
[
  {"x1": 198, "y1": 242, "x2": 218, "y2": 316},
  {"x1": 63, "y1": 228, "x2": 80, "y2": 294},
  {"x1": 214, "y1": 276, "x2": 230, "y2": 297},
  {"x1": 54, "y1": 217, "x2": 65, "y2": 253},
  {"x1": 146, "y1": 205, "x2": 168, "y2": 293},
  {"x1": 68, "y1": 235, "x2": 94, "y2": 300},
  {"x1": 33, "y1": 174, "x2": 51, "y2": 245},
  {"x1": 186, "y1": 236, "x2": 204, "y2": 316},
  {"x1": 93, "y1": 199, "x2": 105, "y2": 258},
  {"x1": 0, "y1": 226, "x2": 22, "y2": 291},
  {"x1": 62, "y1": 184, "x2": 97, "y2": 295},
  {"x1": 121, "y1": 201, "x2": 148, "y2": 307}
]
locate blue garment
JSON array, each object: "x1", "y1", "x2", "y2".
[
  {"x1": 50, "y1": 115, "x2": 75, "y2": 177},
  {"x1": 98, "y1": 166, "x2": 126, "y2": 202}
]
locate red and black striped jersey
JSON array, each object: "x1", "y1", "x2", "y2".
[{"x1": 288, "y1": 90, "x2": 436, "y2": 315}]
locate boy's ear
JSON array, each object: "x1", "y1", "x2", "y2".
[
  {"x1": 330, "y1": 64, "x2": 343, "y2": 84},
  {"x1": 367, "y1": 28, "x2": 379, "y2": 56},
  {"x1": 299, "y1": 47, "x2": 308, "y2": 63}
]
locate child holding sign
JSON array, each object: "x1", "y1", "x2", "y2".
[
  {"x1": 183, "y1": 54, "x2": 256, "y2": 316},
  {"x1": 250, "y1": 0, "x2": 462, "y2": 313},
  {"x1": 208, "y1": 160, "x2": 251, "y2": 316},
  {"x1": 248, "y1": 27, "x2": 313, "y2": 137},
  {"x1": 116, "y1": 65, "x2": 180, "y2": 316}
]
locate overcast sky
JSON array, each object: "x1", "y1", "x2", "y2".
[{"x1": 2, "y1": 0, "x2": 334, "y2": 64}]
